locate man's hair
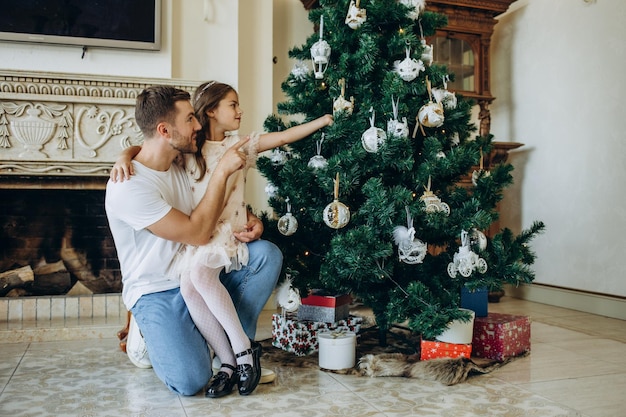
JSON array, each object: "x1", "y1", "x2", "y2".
[{"x1": 135, "y1": 86, "x2": 191, "y2": 138}]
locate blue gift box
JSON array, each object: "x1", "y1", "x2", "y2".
[{"x1": 461, "y1": 286, "x2": 488, "y2": 317}]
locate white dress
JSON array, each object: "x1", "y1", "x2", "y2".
[{"x1": 179, "y1": 132, "x2": 260, "y2": 273}]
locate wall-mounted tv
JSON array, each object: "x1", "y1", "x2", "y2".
[{"x1": 0, "y1": 0, "x2": 161, "y2": 51}]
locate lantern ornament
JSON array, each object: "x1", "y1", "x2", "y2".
[{"x1": 311, "y1": 15, "x2": 331, "y2": 79}]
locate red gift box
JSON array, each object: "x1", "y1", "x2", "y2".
[
  {"x1": 301, "y1": 291, "x2": 352, "y2": 307},
  {"x1": 472, "y1": 313, "x2": 531, "y2": 361},
  {"x1": 420, "y1": 339, "x2": 472, "y2": 360}
]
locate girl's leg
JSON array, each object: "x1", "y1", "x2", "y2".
[
  {"x1": 180, "y1": 270, "x2": 237, "y2": 371},
  {"x1": 187, "y1": 262, "x2": 252, "y2": 367},
  {"x1": 220, "y1": 239, "x2": 283, "y2": 339},
  {"x1": 131, "y1": 288, "x2": 211, "y2": 396}
]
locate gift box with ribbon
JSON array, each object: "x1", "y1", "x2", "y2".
[{"x1": 271, "y1": 313, "x2": 362, "y2": 356}]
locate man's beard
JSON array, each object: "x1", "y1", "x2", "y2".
[{"x1": 170, "y1": 129, "x2": 197, "y2": 154}]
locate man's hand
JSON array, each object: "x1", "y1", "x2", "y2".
[
  {"x1": 234, "y1": 211, "x2": 264, "y2": 243},
  {"x1": 216, "y1": 136, "x2": 250, "y2": 177}
]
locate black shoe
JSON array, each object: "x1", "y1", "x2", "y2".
[
  {"x1": 205, "y1": 364, "x2": 238, "y2": 398},
  {"x1": 236, "y1": 341, "x2": 262, "y2": 396}
]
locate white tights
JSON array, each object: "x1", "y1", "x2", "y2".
[{"x1": 180, "y1": 262, "x2": 253, "y2": 375}]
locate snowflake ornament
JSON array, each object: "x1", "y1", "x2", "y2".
[
  {"x1": 399, "y1": 0, "x2": 426, "y2": 20},
  {"x1": 265, "y1": 182, "x2": 279, "y2": 199},
  {"x1": 290, "y1": 60, "x2": 309, "y2": 82}
]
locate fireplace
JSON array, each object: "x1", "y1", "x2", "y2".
[{"x1": 0, "y1": 70, "x2": 198, "y2": 298}]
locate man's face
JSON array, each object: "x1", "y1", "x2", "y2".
[{"x1": 168, "y1": 100, "x2": 201, "y2": 153}]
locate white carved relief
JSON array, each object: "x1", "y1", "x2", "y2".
[
  {"x1": 0, "y1": 70, "x2": 197, "y2": 177},
  {"x1": 75, "y1": 105, "x2": 142, "y2": 159}
]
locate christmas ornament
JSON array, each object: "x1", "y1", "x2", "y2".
[
  {"x1": 413, "y1": 77, "x2": 444, "y2": 137},
  {"x1": 345, "y1": 0, "x2": 367, "y2": 29},
  {"x1": 290, "y1": 60, "x2": 309, "y2": 82},
  {"x1": 265, "y1": 182, "x2": 278, "y2": 198},
  {"x1": 323, "y1": 173, "x2": 350, "y2": 229},
  {"x1": 308, "y1": 133, "x2": 328, "y2": 170},
  {"x1": 472, "y1": 149, "x2": 491, "y2": 186},
  {"x1": 310, "y1": 15, "x2": 331, "y2": 79},
  {"x1": 393, "y1": 206, "x2": 427, "y2": 264},
  {"x1": 399, "y1": 0, "x2": 426, "y2": 20},
  {"x1": 333, "y1": 78, "x2": 355, "y2": 116},
  {"x1": 449, "y1": 132, "x2": 460, "y2": 147},
  {"x1": 469, "y1": 227, "x2": 488, "y2": 252},
  {"x1": 393, "y1": 46, "x2": 425, "y2": 82},
  {"x1": 447, "y1": 230, "x2": 488, "y2": 278},
  {"x1": 361, "y1": 107, "x2": 387, "y2": 153},
  {"x1": 278, "y1": 198, "x2": 298, "y2": 236},
  {"x1": 419, "y1": 176, "x2": 450, "y2": 215},
  {"x1": 276, "y1": 276, "x2": 301, "y2": 313},
  {"x1": 269, "y1": 148, "x2": 288, "y2": 165},
  {"x1": 420, "y1": 38, "x2": 433, "y2": 66},
  {"x1": 387, "y1": 96, "x2": 409, "y2": 139},
  {"x1": 432, "y1": 75, "x2": 457, "y2": 110}
]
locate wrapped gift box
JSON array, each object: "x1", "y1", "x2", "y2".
[
  {"x1": 271, "y1": 313, "x2": 362, "y2": 356},
  {"x1": 460, "y1": 285, "x2": 488, "y2": 317},
  {"x1": 472, "y1": 312, "x2": 531, "y2": 361},
  {"x1": 297, "y1": 291, "x2": 352, "y2": 322},
  {"x1": 420, "y1": 339, "x2": 472, "y2": 360}
]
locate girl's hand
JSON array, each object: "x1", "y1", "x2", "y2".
[{"x1": 110, "y1": 155, "x2": 134, "y2": 182}]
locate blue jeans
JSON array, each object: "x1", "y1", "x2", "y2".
[{"x1": 131, "y1": 239, "x2": 282, "y2": 396}]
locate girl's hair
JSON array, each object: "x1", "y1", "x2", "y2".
[{"x1": 191, "y1": 81, "x2": 236, "y2": 181}]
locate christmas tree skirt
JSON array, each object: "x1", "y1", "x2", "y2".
[{"x1": 259, "y1": 324, "x2": 527, "y2": 386}]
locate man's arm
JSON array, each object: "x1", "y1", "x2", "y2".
[{"x1": 147, "y1": 137, "x2": 250, "y2": 246}]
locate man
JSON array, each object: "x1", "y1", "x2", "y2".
[{"x1": 105, "y1": 86, "x2": 281, "y2": 395}]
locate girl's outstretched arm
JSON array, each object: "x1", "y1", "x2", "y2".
[{"x1": 258, "y1": 114, "x2": 333, "y2": 152}]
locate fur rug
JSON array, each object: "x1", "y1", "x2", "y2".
[{"x1": 260, "y1": 324, "x2": 527, "y2": 386}]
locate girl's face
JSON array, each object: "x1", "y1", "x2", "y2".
[{"x1": 208, "y1": 90, "x2": 243, "y2": 133}]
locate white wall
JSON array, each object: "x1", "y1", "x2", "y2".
[{"x1": 490, "y1": 0, "x2": 626, "y2": 298}]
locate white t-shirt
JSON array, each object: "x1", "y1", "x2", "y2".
[{"x1": 105, "y1": 161, "x2": 195, "y2": 310}]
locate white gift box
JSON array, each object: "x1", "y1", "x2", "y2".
[{"x1": 318, "y1": 331, "x2": 356, "y2": 370}]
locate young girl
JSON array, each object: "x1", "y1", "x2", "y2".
[{"x1": 112, "y1": 81, "x2": 332, "y2": 398}]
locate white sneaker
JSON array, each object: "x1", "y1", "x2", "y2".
[
  {"x1": 212, "y1": 355, "x2": 222, "y2": 373},
  {"x1": 126, "y1": 314, "x2": 152, "y2": 369}
]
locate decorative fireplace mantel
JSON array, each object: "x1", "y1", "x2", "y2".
[{"x1": 0, "y1": 70, "x2": 198, "y2": 189}]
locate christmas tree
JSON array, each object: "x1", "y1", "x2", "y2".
[{"x1": 257, "y1": 0, "x2": 544, "y2": 342}]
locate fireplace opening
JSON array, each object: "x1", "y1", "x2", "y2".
[{"x1": 1, "y1": 188, "x2": 122, "y2": 297}]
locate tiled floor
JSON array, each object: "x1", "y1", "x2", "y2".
[{"x1": 1, "y1": 297, "x2": 625, "y2": 417}]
